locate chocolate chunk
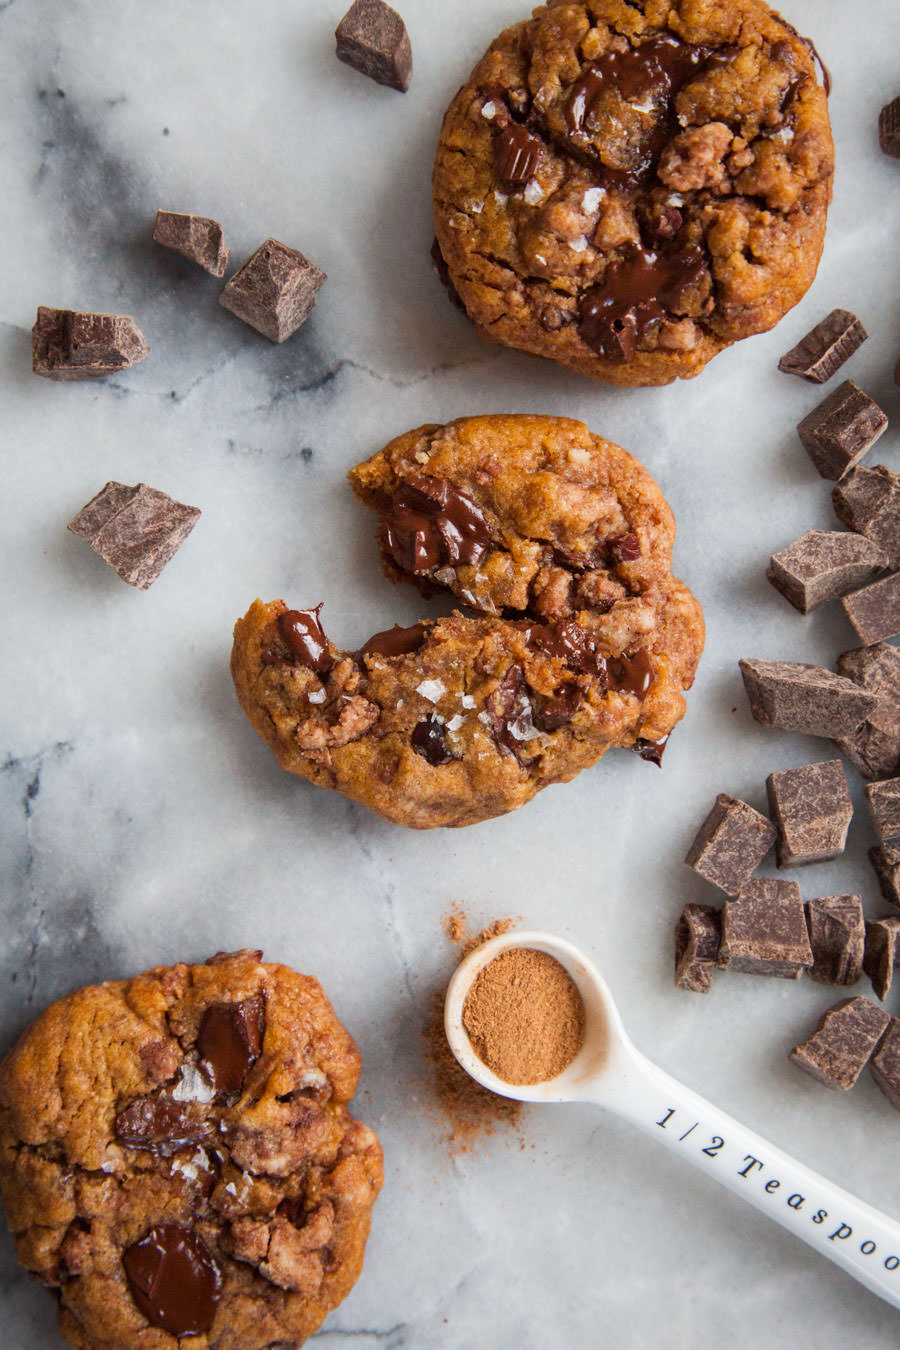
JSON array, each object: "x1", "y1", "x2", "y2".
[
  {"x1": 606, "y1": 649, "x2": 654, "y2": 698},
  {"x1": 835, "y1": 643, "x2": 900, "y2": 780},
  {"x1": 674, "y1": 903, "x2": 721, "y2": 993},
  {"x1": 684, "y1": 793, "x2": 776, "y2": 897},
  {"x1": 153, "y1": 210, "x2": 228, "y2": 276},
  {"x1": 879, "y1": 96, "x2": 900, "y2": 157},
  {"x1": 633, "y1": 733, "x2": 668, "y2": 766},
  {"x1": 863, "y1": 916, "x2": 900, "y2": 1000},
  {"x1": 534, "y1": 685, "x2": 583, "y2": 732},
  {"x1": 870, "y1": 842, "x2": 900, "y2": 907},
  {"x1": 411, "y1": 714, "x2": 455, "y2": 766},
  {"x1": 32, "y1": 306, "x2": 149, "y2": 381},
  {"x1": 718, "y1": 878, "x2": 812, "y2": 979},
  {"x1": 123, "y1": 1225, "x2": 222, "y2": 1336},
  {"x1": 805, "y1": 895, "x2": 865, "y2": 987},
  {"x1": 278, "y1": 607, "x2": 332, "y2": 674},
  {"x1": 493, "y1": 124, "x2": 543, "y2": 188},
  {"x1": 361, "y1": 622, "x2": 427, "y2": 657},
  {"x1": 739, "y1": 658, "x2": 876, "y2": 739},
  {"x1": 796, "y1": 380, "x2": 888, "y2": 481},
  {"x1": 115, "y1": 1095, "x2": 214, "y2": 1152},
  {"x1": 67, "y1": 481, "x2": 200, "y2": 589},
  {"x1": 777, "y1": 309, "x2": 867, "y2": 383},
  {"x1": 608, "y1": 532, "x2": 641, "y2": 563},
  {"x1": 198, "y1": 996, "x2": 265, "y2": 1095},
  {"x1": 790, "y1": 997, "x2": 891, "y2": 1090},
  {"x1": 865, "y1": 778, "x2": 900, "y2": 843},
  {"x1": 841, "y1": 571, "x2": 900, "y2": 645},
  {"x1": 833, "y1": 465, "x2": 900, "y2": 569},
  {"x1": 578, "y1": 245, "x2": 706, "y2": 362},
  {"x1": 219, "y1": 239, "x2": 325, "y2": 342},
  {"x1": 870, "y1": 1019, "x2": 900, "y2": 1111},
  {"x1": 767, "y1": 530, "x2": 885, "y2": 613},
  {"x1": 383, "y1": 477, "x2": 491, "y2": 575},
  {"x1": 335, "y1": 0, "x2": 412, "y2": 92},
  {"x1": 486, "y1": 665, "x2": 540, "y2": 762},
  {"x1": 766, "y1": 759, "x2": 853, "y2": 867}
]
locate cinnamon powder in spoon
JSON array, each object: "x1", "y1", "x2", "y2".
[{"x1": 462, "y1": 949, "x2": 585, "y2": 1085}]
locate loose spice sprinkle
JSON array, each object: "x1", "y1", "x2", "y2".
[{"x1": 462, "y1": 949, "x2": 585, "y2": 1085}]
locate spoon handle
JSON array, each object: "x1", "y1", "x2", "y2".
[{"x1": 599, "y1": 1044, "x2": 900, "y2": 1310}]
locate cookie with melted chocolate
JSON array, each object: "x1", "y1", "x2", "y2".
[
  {"x1": 432, "y1": 0, "x2": 833, "y2": 386},
  {"x1": 231, "y1": 415, "x2": 704, "y2": 828},
  {"x1": 0, "y1": 950, "x2": 382, "y2": 1350}
]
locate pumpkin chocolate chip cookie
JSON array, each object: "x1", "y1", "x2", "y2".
[
  {"x1": 0, "y1": 950, "x2": 383, "y2": 1350},
  {"x1": 432, "y1": 0, "x2": 833, "y2": 386},
  {"x1": 231, "y1": 416, "x2": 704, "y2": 829}
]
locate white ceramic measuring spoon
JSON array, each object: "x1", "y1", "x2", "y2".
[{"x1": 444, "y1": 929, "x2": 900, "y2": 1311}]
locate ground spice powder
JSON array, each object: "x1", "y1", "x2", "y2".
[{"x1": 462, "y1": 949, "x2": 586, "y2": 1085}]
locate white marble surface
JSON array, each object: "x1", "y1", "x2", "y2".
[{"x1": 2, "y1": 0, "x2": 900, "y2": 1345}]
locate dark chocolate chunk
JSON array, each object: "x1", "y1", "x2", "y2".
[
  {"x1": 879, "y1": 96, "x2": 900, "y2": 158},
  {"x1": 865, "y1": 778, "x2": 900, "y2": 843},
  {"x1": 796, "y1": 380, "x2": 888, "y2": 481},
  {"x1": 633, "y1": 733, "x2": 668, "y2": 766},
  {"x1": 383, "y1": 477, "x2": 491, "y2": 575},
  {"x1": 578, "y1": 244, "x2": 706, "y2": 362},
  {"x1": 833, "y1": 465, "x2": 900, "y2": 569},
  {"x1": 534, "y1": 685, "x2": 583, "y2": 732},
  {"x1": 153, "y1": 211, "x2": 228, "y2": 276},
  {"x1": 777, "y1": 309, "x2": 867, "y2": 383},
  {"x1": 486, "y1": 665, "x2": 540, "y2": 762},
  {"x1": 123, "y1": 1225, "x2": 222, "y2": 1336},
  {"x1": 607, "y1": 532, "x2": 641, "y2": 563},
  {"x1": 361, "y1": 622, "x2": 428, "y2": 657},
  {"x1": 198, "y1": 996, "x2": 265, "y2": 1095},
  {"x1": 805, "y1": 895, "x2": 864, "y2": 987},
  {"x1": 219, "y1": 239, "x2": 325, "y2": 343},
  {"x1": 115, "y1": 1096, "x2": 214, "y2": 1152},
  {"x1": 278, "y1": 607, "x2": 332, "y2": 674},
  {"x1": 335, "y1": 0, "x2": 412, "y2": 92},
  {"x1": 835, "y1": 643, "x2": 900, "y2": 780},
  {"x1": 493, "y1": 123, "x2": 543, "y2": 188},
  {"x1": 718, "y1": 878, "x2": 812, "y2": 979},
  {"x1": 32, "y1": 307, "x2": 150, "y2": 381},
  {"x1": 411, "y1": 714, "x2": 455, "y2": 766},
  {"x1": 841, "y1": 571, "x2": 900, "y2": 645},
  {"x1": 674, "y1": 903, "x2": 721, "y2": 993},
  {"x1": 870, "y1": 1019, "x2": 900, "y2": 1111},
  {"x1": 863, "y1": 916, "x2": 900, "y2": 1001},
  {"x1": 870, "y1": 842, "x2": 900, "y2": 908},
  {"x1": 67, "y1": 481, "x2": 200, "y2": 590},
  {"x1": 767, "y1": 529, "x2": 884, "y2": 613},
  {"x1": 739, "y1": 658, "x2": 876, "y2": 739},
  {"x1": 790, "y1": 997, "x2": 891, "y2": 1090},
  {"x1": 766, "y1": 759, "x2": 853, "y2": 867},
  {"x1": 684, "y1": 793, "x2": 776, "y2": 897}
]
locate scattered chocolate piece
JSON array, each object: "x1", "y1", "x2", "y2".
[
  {"x1": 865, "y1": 778, "x2": 900, "y2": 843},
  {"x1": 767, "y1": 529, "x2": 885, "y2": 613},
  {"x1": 805, "y1": 895, "x2": 865, "y2": 987},
  {"x1": 278, "y1": 607, "x2": 332, "y2": 674},
  {"x1": 198, "y1": 996, "x2": 265, "y2": 1095},
  {"x1": 153, "y1": 210, "x2": 228, "y2": 276},
  {"x1": 796, "y1": 380, "x2": 888, "y2": 481},
  {"x1": 674, "y1": 903, "x2": 721, "y2": 993},
  {"x1": 739, "y1": 658, "x2": 876, "y2": 739},
  {"x1": 335, "y1": 0, "x2": 412, "y2": 92},
  {"x1": 842, "y1": 571, "x2": 900, "y2": 645},
  {"x1": 833, "y1": 465, "x2": 900, "y2": 569},
  {"x1": 870, "y1": 1019, "x2": 900, "y2": 1112},
  {"x1": 863, "y1": 916, "x2": 900, "y2": 1000},
  {"x1": 383, "y1": 477, "x2": 492, "y2": 574},
  {"x1": 67, "y1": 481, "x2": 200, "y2": 589},
  {"x1": 493, "y1": 123, "x2": 543, "y2": 189},
  {"x1": 834, "y1": 643, "x2": 900, "y2": 780},
  {"x1": 870, "y1": 842, "x2": 900, "y2": 907},
  {"x1": 115, "y1": 1095, "x2": 214, "y2": 1152},
  {"x1": 632, "y1": 733, "x2": 668, "y2": 766},
  {"x1": 879, "y1": 96, "x2": 900, "y2": 158},
  {"x1": 219, "y1": 239, "x2": 326, "y2": 342},
  {"x1": 684, "y1": 793, "x2": 776, "y2": 896},
  {"x1": 790, "y1": 997, "x2": 891, "y2": 1090},
  {"x1": 718, "y1": 878, "x2": 812, "y2": 979},
  {"x1": 32, "y1": 306, "x2": 149, "y2": 381},
  {"x1": 766, "y1": 759, "x2": 853, "y2": 867},
  {"x1": 123, "y1": 1225, "x2": 222, "y2": 1336},
  {"x1": 361, "y1": 622, "x2": 428, "y2": 657},
  {"x1": 778, "y1": 309, "x2": 868, "y2": 384},
  {"x1": 411, "y1": 714, "x2": 456, "y2": 766},
  {"x1": 486, "y1": 665, "x2": 540, "y2": 763}
]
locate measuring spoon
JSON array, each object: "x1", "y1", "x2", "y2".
[{"x1": 444, "y1": 929, "x2": 900, "y2": 1311}]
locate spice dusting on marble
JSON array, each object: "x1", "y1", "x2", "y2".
[{"x1": 462, "y1": 949, "x2": 585, "y2": 1084}]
